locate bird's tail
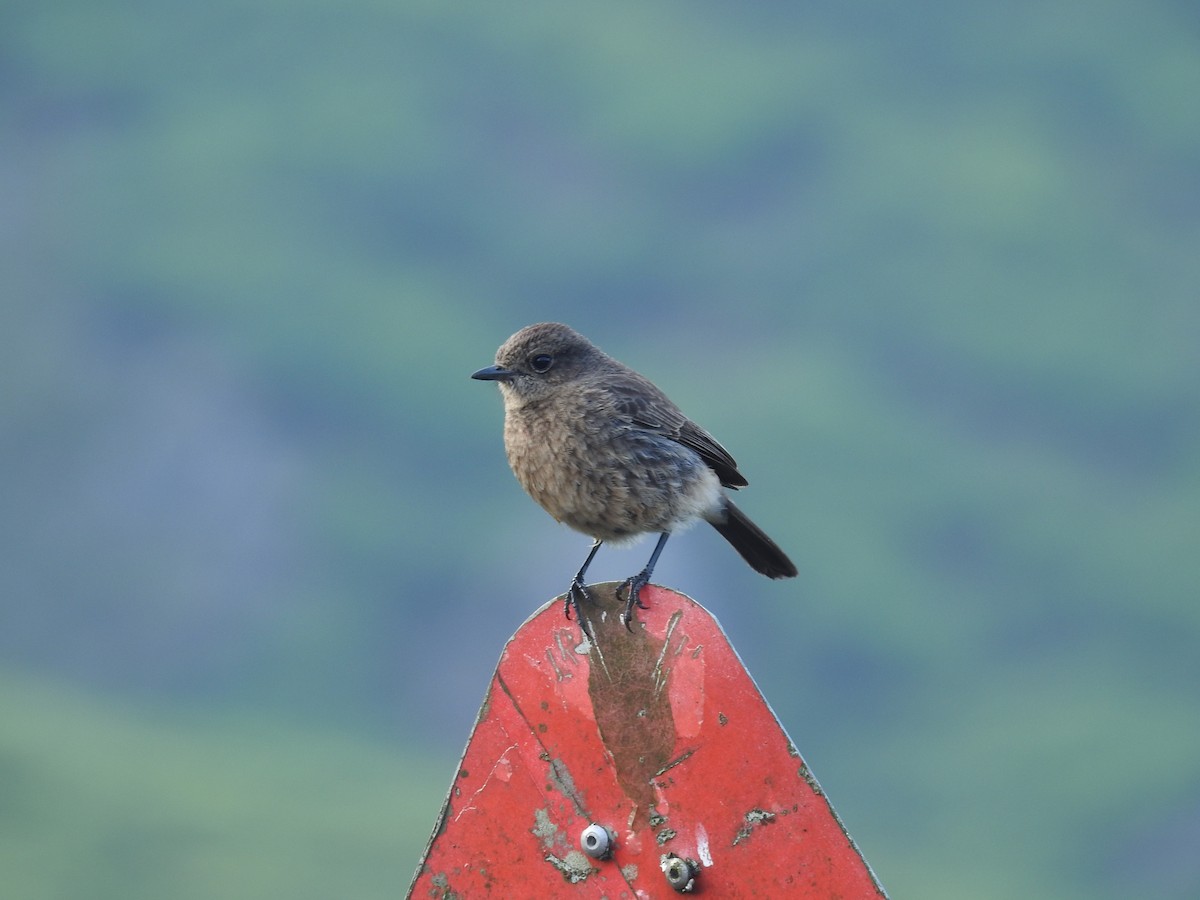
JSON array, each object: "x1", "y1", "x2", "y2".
[{"x1": 709, "y1": 499, "x2": 798, "y2": 579}]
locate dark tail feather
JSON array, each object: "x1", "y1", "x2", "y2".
[{"x1": 709, "y1": 499, "x2": 798, "y2": 579}]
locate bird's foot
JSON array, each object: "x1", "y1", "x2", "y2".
[
  {"x1": 617, "y1": 570, "x2": 652, "y2": 631},
  {"x1": 565, "y1": 577, "x2": 590, "y2": 622}
]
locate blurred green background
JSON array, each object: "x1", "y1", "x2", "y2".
[{"x1": 3, "y1": 1, "x2": 1198, "y2": 897}]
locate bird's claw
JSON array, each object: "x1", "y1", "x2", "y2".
[
  {"x1": 617, "y1": 571, "x2": 652, "y2": 631},
  {"x1": 565, "y1": 578, "x2": 590, "y2": 621},
  {"x1": 564, "y1": 579, "x2": 597, "y2": 640}
]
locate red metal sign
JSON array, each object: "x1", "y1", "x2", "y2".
[{"x1": 408, "y1": 583, "x2": 886, "y2": 897}]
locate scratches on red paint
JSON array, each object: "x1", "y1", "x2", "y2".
[{"x1": 452, "y1": 743, "x2": 519, "y2": 824}]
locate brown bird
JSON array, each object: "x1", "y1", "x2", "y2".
[{"x1": 473, "y1": 323, "x2": 796, "y2": 629}]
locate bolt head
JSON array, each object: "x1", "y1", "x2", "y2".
[
  {"x1": 579, "y1": 823, "x2": 613, "y2": 860},
  {"x1": 661, "y1": 853, "x2": 698, "y2": 892}
]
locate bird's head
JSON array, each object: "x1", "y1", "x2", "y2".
[{"x1": 471, "y1": 322, "x2": 604, "y2": 407}]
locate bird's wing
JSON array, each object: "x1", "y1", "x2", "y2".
[{"x1": 606, "y1": 372, "x2": 749, "y2": 489}]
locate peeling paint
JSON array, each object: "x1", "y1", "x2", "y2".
[
  {"x1": 545, "y1": 756, "x2": 588, "y2": 817},
  {"x1": 732, "y1": 808, "x2": 777, "y2": 846},
  {"x1": 746, "y1": 808, "x2": 775, "y2": 825},
  {"x1": 532, "y1": 807, "x2": 561, "y2": 848},
  {"x1": 544, "y1": 849, "x2": 596, "y2": 884},
  {"x1": 798, "y1": 762, "x2": 824, "y2": 796}
]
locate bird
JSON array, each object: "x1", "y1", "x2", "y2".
[{"x1": 472, "y1": 322, "x2": 797, "y2": 629}]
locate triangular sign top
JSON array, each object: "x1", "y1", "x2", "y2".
[{"x1": 409, "y1": 583, "x2": 886, "y2": 897}]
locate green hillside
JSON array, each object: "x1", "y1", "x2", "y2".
[{"x1": 0, "y1": 672, "x2": 446, "y2": 899}]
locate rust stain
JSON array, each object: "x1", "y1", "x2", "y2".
[{"x1": 583, "y1": 584, "x2": 678, "y2": 829}]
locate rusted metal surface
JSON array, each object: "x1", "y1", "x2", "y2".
[{"x1": 408, "y1": 583, "x2": 887, "y2": 897}]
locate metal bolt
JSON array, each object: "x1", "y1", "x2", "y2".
[
  {"x1": 661, "y1": 853, "x2": 698, "y2": 892},
  {"x1": 579, "y1": 823, "x2": 613, "y2": 860}
]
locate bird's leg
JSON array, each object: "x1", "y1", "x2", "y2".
[
  {"x1": 565, "y1": 538, "x2": 603, "y2": 620},
  {"x1": 618, "y1": 532, "x2": 670, "y2": 630}
]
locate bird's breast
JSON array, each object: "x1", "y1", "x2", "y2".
[{"x1": 502, "y1": 404, "x2": 722, "y2": 541}]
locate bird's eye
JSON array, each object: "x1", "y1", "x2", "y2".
[{"x1": 530, "y1": 353, "x2": 554, "y2": 373}]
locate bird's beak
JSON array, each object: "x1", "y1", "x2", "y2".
[{"x1": 471, "y1": 365, "x2": 517, "y2": 382}]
